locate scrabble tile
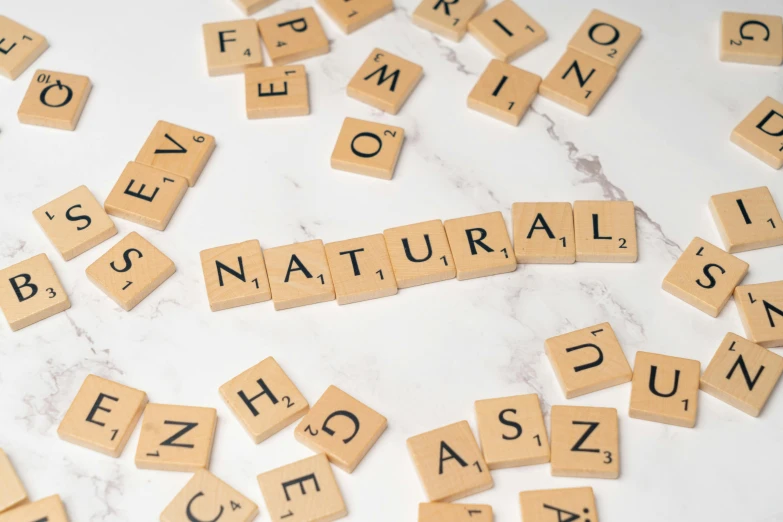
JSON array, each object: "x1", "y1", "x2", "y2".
[
  {"x1": 0, "y1": 16, "x2": 48, "y2": 80},
  {"x1": 17, "y1": 70, "x2": 91, "y2": 130},
  {"x1": 710, "y1": 186, "x2": 783, "y2": 253},
  {"x1": 573, "y1": 201, "x2": 637, "y2": 262},
  {"x1": 0, "y1": 496, "x2": 67, "y2": 522},
  {"x1": 232, "y1": 0, "x2": 277, "y2": 16},
  {"x1": 346, "y1": 48, "x2": 423, "y2": 115},
  {"x1": 550, "y1": 405, "x2": 618, "y2": 479},
  {"x1": 538, "y1": 49, "x2": 616, "y2": 116},
  {"x1": 257, "y1": 8, "x2": 329, "y2": 65},
  {"x1": 32, "y1": 185, "x2": 117, "y2": 261},
  {"x1": 383, "y1": 220, "x2": 456, "y2": 288},
  {"x1": 720, "y1": 12, "x2": 783, "y2": 66},
  {"x1": 734, "y1": 280, "x2": 783, "y2": 348},
  {"x1": 512, "y1": 202, "x2": 575, "y2": 263},
  {"x1": 135, "y1": 403, "x2": 217, "y2": 472},
  {"x1": 324, "y1": 234, "x2": 397, "y2": 304},
  {"x1": 412, "y1": 0, "x2": 485, "y2": 42},
  {"x1": 57, "y1": 374, "x2": 148, "y2": 457},
  {"x1": 444, "y1": 211, "x2": 515, "y2": 280},
  {"x1": 104, "y1": 162, "x2": 188, "y2": 231},
  {"x1": 474, "y1": 394, "x2": 549, "y2": 469},
  {"x1": 700, "y1": 333, "x2": 783, "y2": 417},
  {"x1": 135, "y1": 121, "x2": 216, "y2": 187},
  {"x1": 629, "y1": 351, "x2": 700, "y2": 427},
  {"x1": 318, "y1": 0, "x2": 393, "y2": 34},
  {"x1": 257, "y1": 453, "x2": 347, "y2": 522},
  {"x1": 219, "y1": 357, "x2": 309, "y2": 444},
  {"x1": 731, "y1": 97, "x2": 783, "y2": 170},
  {"x1": 203, "y1": 19, "x2": 263, "y2": 76},
  {"x1": 86, "y1": 232, "x2": 175, "y2": 311},
  {"x1": 545, "y1": 323, "x2": 632, "y2": 399},
  {"x1": 519, "y1": 487, "x2": 598, "y2": 522},
  {"x1": 0, "y1": 254, "x2": 69, "y2": 332},
  {"x1": 0, "y1": 450, "x2": 26, "y2": 513},
  {"x1": 265, "y1": 239, "x2": 335, "y2": 311},
  {"x1": 467, "y1": 0, "x2": 546, "y2": 62},
  {"x1": 330, "y1": 118, "x2": 405, "y2": 180},
  {"x1": 568, "y1": 9, "x2": 641, "y2": 69},
  {"x1": 161, "y1": 469, "x2": 258, "y2": 522},
  {"x1": 245, "y1": 65, "x2": 310, "y2": 119},
  {"x1": 200, "y1": 240, "x2": 272, "y2": 312},
  {"x1": 295, "y1": 385, "x2": 387, "y2": 473},
  {"x1": 418, "y1": 503, "x2": 492, "y2": 522},
  {"x1": 662, "y1": 237, "x2": 748, "y2": 317},
  {"x1": 407, "y1": 420, "x2": 493, "y2": 502},
  {"x1": 467, "y1": 60, "x2": 541, "y2": 126}
]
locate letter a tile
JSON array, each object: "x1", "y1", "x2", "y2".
[
  {"x1": 467, "y1": 0, "x2": 547, "y2": 62},
  {"x1": 709, "y1": 186, "x2": 783, "y2": 253},
  {"x1": 330, "y1": 118, "x2": 405, "y2": 180},
  {"x1": 720, "y1": 12, "x2": 783, "y2": 66},
  {"x1": 203, "y1": 19, "x2": 263, "y2": 76},
  {"x1": 629, "y1": 352, "x2": 700, "y2": 427},
  {"x1": 257, "y1": 8, "x2": 329, "y2": 65},
  {"x1": 0, "y1": 253, "x2": 70, "y2": 332},
  {"x1": 550, "y1": 406, "x2": 618, "y2": 479},
  {"x1": 295, "y1": 385, "x2": 387, "y2": 473},
  {"x1": 468, "y1": 60, "x2": 541, "y2": 126},
  {"x1": 444, "y1": 211, "x2": 516, "y2": 280},
  {"x1": 135, "y1": 403, "x2": 217, "y2": 472},
  {"x1": 734, "y1": 280, "x2": 783, "y2": 348},
  {"x1": 573, "y1": 201, "x2": 637, "y2": 262},
  {"x1": 383, "y1": 220, "x2": 456, "y2": 288},
  {"x1": 17, "y1": 70, "x2": 91, "y2": 130},
  {"x1": 0, "y1": 16, "x2": 48, "y2": 80},
  {"x1": 538, "y1": 50, "x2": 616, "y2": 116},
  {"x1": 200, "y1": 240, "x2": 272, "y2": 312},
  {"x1": 265, "y1": 239, "x2": 335, "y2": 310},
  {"x1": 257, "y1": 453, "x2": 347, "y2": 522},
  {"x1": 568, "y1": 9, "x2": 642, "y2": 69},
  {"x1": 57, "y1": 374, "x2": 148, "y2": 457},
  {"x1": 0, "y1": 450, "x2": 26, "y2": 513},
  {"x1": 318, "y1": 0, "x2": 393, "y2": 34},
  {"x1": 245, "y1": 65, "x2": 310, "y2": 119},
  {"x1": 418, "y1": 502, "x2": 492, "y2": 522},
  {"x1": 407, "y1": 421, "x2": 493, "y2": 502},
  {"x1": 0, "y1": 496, "x2": 68, "y2": 522},
  {"x1": 135, "y1": 121, "x2": 216, "y2": 187},
  {"x1": 731, "y1": 97, "x2": 783, "y2": 170},
  {"x1": 347, "y1": 48, "x2": 423, "y2": 115},
  {"x1": 412, "y1": 0, "x2": 485, "y2": 42},
  {"x1": 519, "y1": 487, "x2": 598, "y2": 522},
  {"x1": 512, "y1": 202, "x2": 575, "y2": 263},
  {"x1": 161, "y1": 469, "x2": 258, "y2": 522},
  {"x1": 324, "y1": 234, "x2": 398, "y2": 304}
]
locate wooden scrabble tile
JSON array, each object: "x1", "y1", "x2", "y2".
[
  {"x1": 573, "y1": 201, "x2": 636, "y2": 262},
  {"x1": 629, "y1": 351, "x2": 700, "y2": 427},
  {"x1": 86, "y1": 232, "x2": 175, "y2": 311},
  {"x1": 257, "y1": 8, "x2": 329, "y2": 65},
  {"x1": 418, "y1": 503, "x2": 492, "y2": 522},
  {"x1": 545, "y1": 323, "x2": 632, "y2": 399},
  {"x1": 104, "y1": 162, "x2": 188, "y2": 231},
  {"x1": 700, "y1": 333, "x2": 783, "y2": 417},
  {"x1": 568, "y1": 9, "x2": 642, "y2": 69},
  {"x1": 135, "y1": 403, "x2": 217, "y2": 472},
  {"x1": 265, "y1": 239, "x2": 335, "y2": 311},
  {"x1": 519, "y1": 487, "x2": 598, "y2": 522},
  {"x1": 32, "y1": 185, "x2": 117, "y2": 261},
  {"x1": 330, "y1": 118, "x2": 405, "y2": 180},
  {"x1": 57, "y1": 374, "x2": 147, "y2": 457},
  {"x1": 412, "y1": 0, "x2": 485, "y2": 42},
  {"x1": 731, "y1": 97, "x2": 783, "y2": 170},
  {"x1": 383, "y1": 220, "x2": 456, "y2": 288},
  {"x1": 161, "y1": 469, "x2": 258, "y2": 522},
  {"x1": 200, "y1": 240, "x2": 272, "y2": 312},
  {"x1": 0, "y1": 254, "x2": 69, "y2": 332},
  {"x1": 444, "y1": 211, "x2": 515, "y2": 280},
  {"x1": 550, "y1": 405, "x2": 618, "y2": 479},
  {"x1": 467, "y1": 0, "x2": 546, "y2": 62},
  {"x1": 17, "y1": 70, "x2": 91, "y2": 130},
  {"x1": 295, "y1": 385, "x2": 387, "y2": 473},
  {"x1": 474, "y1": 394, "x2": 549, "y2": 469},
  {"x1": 710, "y1": 186, "x2": 783, "y2": 253},
  {"x1": 346, "y1": 48, "x2": 423, "y2": 115},
  {"x1": 539, "y1": 49, "x2": 616, "y2": 116},
  {"x1": 318, "y1": 0, "x2": 393, "y2": 34},
  {"x1": 324, "y1": 234, "x2": 397, "y2": 304},
  {"x1": 720, "y1": 12, "x2": 783, "y2": 66},
  {"x1": 0, "y1": 450, "x2": 26, "y2": 513},
  {"x1": 0, "y1": 16, "x2": 48, "y2": 80},
  {"x1": 662, "y1": 238, "x2": 748, "y2": 317},
  {"x1": 245, "y1": 65, "x2": 310, "y2": 119},
  {"x1": 512, "y1": 202, "x2": 575, "y2": 263},
  {"x1": 734, "y1": 280, "x2": 783, "y2": 348},
  {"x1": 232, "y1": 0, "x2": 277, "y2": 16},
  {"x1": 219, "y1": 356, "x2": 309, "y2": 444},
  {"x1": 0, "y1": 496, "x2": 67, "y2": 522},
  {"x1": 135, "y1": 121, "x2": 216, "y2": 187},
  {"x1": 203, "y1": 19, "x2": 262, "y2": 76},
  {"x1": 257, "y1": 453, "x2": 347, "y2": 522},
  {"x1": 407, "y1": 421, "x2": 493, "y2": 503},
  {"x1": 467, "y1": 60, "x2": 541, "y2": 126}
]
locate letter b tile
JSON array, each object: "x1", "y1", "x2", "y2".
[{"x1": 0, "y1": 253, "x2": 70, "y2": 332}]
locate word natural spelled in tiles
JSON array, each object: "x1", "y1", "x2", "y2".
[
  {"x1": 203, "y1": 19, "x2": 263, "y2": 76},
  {"x1": 720, "y1": 12, "x2": 783, "y2": 66},
  {"x1": 232, "y1": 0, "x2": 276, "y2": 16},
  {"x1": 257, "y1": 8, "x2": 329, "y2": 65},
  {"x1": 467, "y1": 60, "x2": 541, "y2": 126},
  {"x1": 539, "y1": 49, "x2": 616, "y2": 116},
  {"x1": 245, "y1": 65, "x2": 310, "y2": 118},
  {"x1": 265, "y1": 239, "x2": 335, "y2": 310},
  {"x1": 318, "y1": 0, "x2": 393, "y2": 34},
  {"x1": 201, "y1": 240, "x2": 272, "y2": 311},
  {"x1": 412, "y1": 0, "x2": 485, "y2": 42},
  {"x1": 347, "y1": 48, "x2": 423, "y2": 114},
  {"x1": 324, "y1": 234, "x2": 398, "y2": 304},
  {"x1": 512, "y1": 202, "x2": 575, "y2": 263},
  {"x1": 550, "y1": 405, "x2": 619, "y2": 479},
  {"x1": 519, "y1": 487, "x2": 598, "y2": 522},
  {"x1": 734, "y1": 280, "x2": 783, "y2": 348},
  {"x1": 0, "y1": 16, "x2": 48, "y2": 80},
  {"x1": 330, "y1": 117, "x2": 405, "y2": 180},
  {"x1": 443, "y1": 211, "x2": 516, "y2": 280},
  {"x1": 418, "y1": 502, "x2": 492, "y2": 522},
  {"x1": 731, "y1": 96, "x2": 783, "y2": 169},
  {"x1": 383, "y1": 220, "x2": 456, "y2": 288},
  {"x1": 135, "y1": 121, "x2": 216, "y2": 187},
  {"x1": 17, "y1": 70, "x2": 91, "y2": 130},
  {"x1": 0, "y1": 449, "x2": 26, "y2": 513},
  {"x1": 161, "y1": 469, "x2": 258, "y2": 522},
  {"x1": 573, "y1": 201, "x2": 637, "y2": 261},
  {"x1": 0, "y1": 495, "x2": 68, "y2": 522},
  {"x1": 710, "y1": 186, "x2": 783, "y2": 253},
  {"x1": 629, "y1": 351, "x2": 700, "y2": 427},
  {"x1": 568, "y1": 9, "x2": 642, "y2": 69},
  {"x1": 467, "y1": 0, "x2": 547, "y2": 62},
  {"x1": 0, "y1": 254, "x2": 69, "y2": 331}
]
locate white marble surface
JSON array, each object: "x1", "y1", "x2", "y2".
[{"x1": 1, "y1": 0, "x2": 782, "y2": 520}]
